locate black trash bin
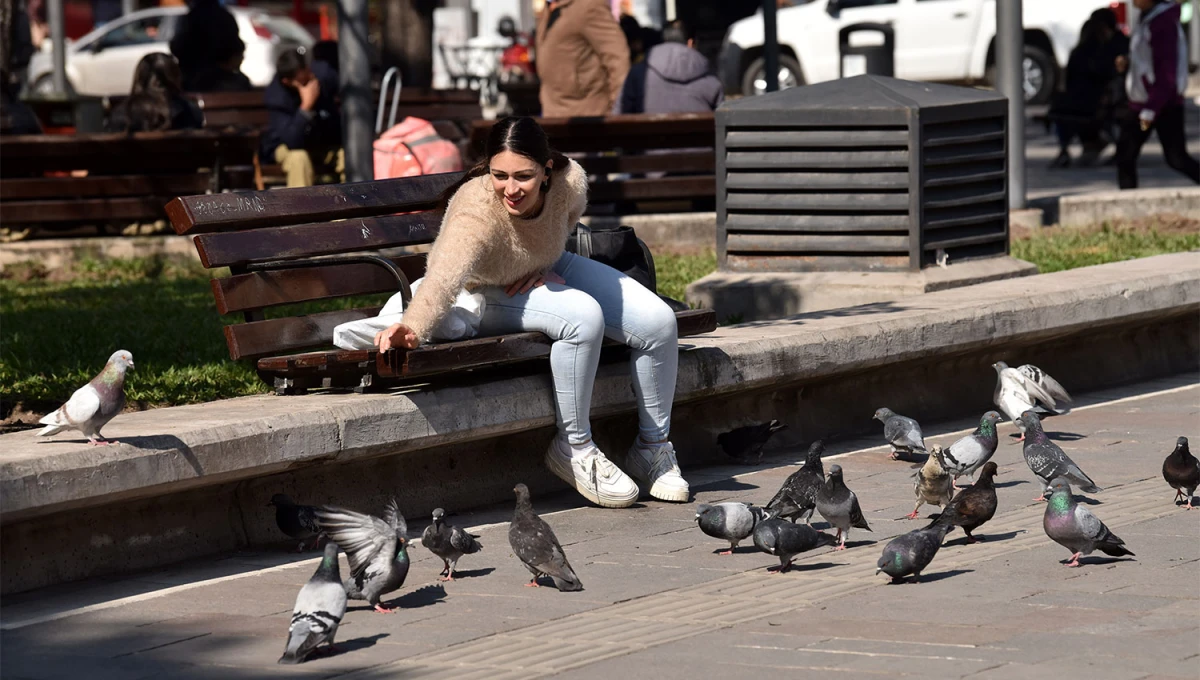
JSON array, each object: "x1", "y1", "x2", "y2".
[{"x1": 838, "y1": 23, "x2": 895, "y2": 78}]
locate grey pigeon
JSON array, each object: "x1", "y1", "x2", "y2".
[
  {"x1": 269, "y1": 494, "x2": 322, "y2": 552},
  {"x1": 718, "y1": 420, "x2": 787, "y2": 463},
  {"x1": 937, "y1": 411, "x2": 1002, "y2": 488},
  {"x1": 422, "y1": 508, "x2": 482, "y2": 580},
  {"x1": 1162, "y1": 436, "x2": 1199, "y2": 509},
  {"x1": 37, "y1": 350, "x2": 133, "y2": 445},
  {"x1": 876, "y1": 512, "x2": 956, "y2": 583},
  {"x1": 752, "y1": 517, "x2": 836, "y2": 573},
  {"x1": 937, "y1": 461, "x2": 999, "y2": 543},
  {"x1": 315, "y1": 497, "x2": 410, "y2": 613},
  {"x1": 909, "y1": 446, "x2": 953, "y2": 520},
  {"x1": 1042, "y1": 477, "x2": 1134, "y2": 567},
  {"x1": 278, "y1": 540, "x2": 347, "y2": 664},
  {"x1": 1017, "y1": 411, "x2": 1101, "y2": 501},
  {"x1": 873, "y1": 407, "x2": 927, "y2": 460},
  {"x1": 509, "y1": 483, "x2": 582, "y2": 591},
  {"x1": 815, "y1": 465, "x2": 872, "y2": 550},
  {"x1": 993, "y1": 361, "x2": 1059, "y2": 426},
  {"x1": 764, "y1": 440, "x2": 826, "y2": 524},
  {"x1": 1018, "y1": 364, "x2": 1072, "y2": 407},
  {"x1": 695, "y1": 502, "x2": 769, "y2": 555}
]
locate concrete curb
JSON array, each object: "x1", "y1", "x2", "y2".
[
  {"x1": 1033, "y1": 186, "x2": 1200, "y2": 227},
  {"x1": 3, "y1": 252, "x2": 1197, "y2": 524}
]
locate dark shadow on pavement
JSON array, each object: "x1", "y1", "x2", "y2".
[
  {"x1": 693, "y1": 478, "x2": 760, "y2": 493},
  {"x1": 912, "y1": 568, "x2": 974, "y2": 583},
  {"x1": 712, "y1": 546, "x2": 760, "y2": 556},
  {"x1": 316, "y1": 633, "x2": 389, "y2": 660},
  {"x1": 446, "y1": 567, "x2": 495, "y2": 580},
  {"x1": 1045, "y1": 431, "x2": 1086, "y2": 442},
  {"x1": 396, "y1": 584, "x2": 448, "y2": 609},
  {"x1": 993, "y1": 480, "x2": 1029, "y2": 488},
  {"x1": 1069, "y1": 556, "x2": 1137, "y2": 567},
  {"x1": 945, "y1": 530, "x2": 1022, "y2": 547}
]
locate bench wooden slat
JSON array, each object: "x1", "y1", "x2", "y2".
[
  {"x1": 258, "y1": 308, "x2": 718, "y2": 380},
  {"x1": 0, "y1": 173, "x2": 211, "y2": 200},
  {"x1": 193, "y1": 212, "x2": 440, "y2": 268},
  {"x1": 575, "y1": 151, "x2": 714, "y2": 175},
  {"x1": 167, "y1": 172, "x2": 462, "y2": 235},
  {"x1": 211, "y1": 255, "x2": 428, "y2": 314},
  {"x1": 225, "y1": 306, "x2": 383, "y2": 360},
  {"x1": 1, "y1": 197, "x2": 173, "y2": 223},
  {"x1": 589, "y1": 176, "x2": 715, "y2": 202}
]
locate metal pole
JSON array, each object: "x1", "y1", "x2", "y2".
[
  {"x1": 338, "y1": 0, "x2": 373, "y2": 183},
  {"x1": 122, "y1": 0, "x2": 135, "y2": 16},
  {"x1": 47, "y1": 0, "x2": 67, "y2": 95},
  {"x1": 1190, "y1": 0, "x2": 1199, "y2": 71},
  {"x1": 762, "y1": 0, "x2": 780, "y2": 92},
  {"x1": 996, "y1": 0, "x2": 1025, "y2": 210}
]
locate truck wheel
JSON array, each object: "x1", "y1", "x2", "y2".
[
  {"x1": 741, "y1": 55, "x2": 804, "y2": 97},
  {"x1": 1022, "y1": 44, "x2": 1056, "y2": 105}
]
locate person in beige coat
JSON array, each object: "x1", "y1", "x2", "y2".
[
  {"x1": 535, "y1": 0, "x2": 631, "y2": 117},
  {"x1": 374, "y1": 117, "x2": 687, "y2": 508}
]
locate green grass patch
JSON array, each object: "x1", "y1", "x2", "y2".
[
  {"x1": 4, "y1": 222, "x2": 1194, "y2": 411},
  {"x1": 1012, "y1": 219, "x2": 1200, "y2": 273}
]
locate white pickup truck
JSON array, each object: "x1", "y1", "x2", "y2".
[{"x1": 718, "y1": 0, "x2": 1119, "y2": 104}]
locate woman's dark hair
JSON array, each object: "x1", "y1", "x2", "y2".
[
  {"x1": 113, "y1": 53, "x2": 184, "y2": 133},
  {"x1": 438, "y1": 116, "x2": 569, "y2": 207}
]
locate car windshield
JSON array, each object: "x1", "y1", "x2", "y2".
[{"x1": 93, "y1": 15, "x2": 169, "y2": 50}]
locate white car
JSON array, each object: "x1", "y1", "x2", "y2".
[
  {"x1": 719, "y1": 0, "x2": 1115, "y2": 104},
  {"x1": 26, "y1": 6, "x2": 314, "y2": 97}
]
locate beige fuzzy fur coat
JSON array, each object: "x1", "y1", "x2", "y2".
[{"x1": 401, "y1": 158, "x2": 588, "y2": 343}]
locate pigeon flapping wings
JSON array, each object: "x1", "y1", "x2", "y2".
[{"x1": 316, "y1": 498, "x2": 405, "y2": 580}]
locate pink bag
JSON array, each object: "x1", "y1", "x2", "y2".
[{"x1": 373, "y1": 117, "x2": 463, "y2": 180}]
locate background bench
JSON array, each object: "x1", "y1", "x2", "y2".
[
  {"x1": 0, "y1": 129, "x2": 259, "y2": 237},
  {"x1": 470, "y1": 113, "x2": 716, "y2": 215},
  {"x1": 164, "y1": 172, "x2": 717, "y2": 395}
]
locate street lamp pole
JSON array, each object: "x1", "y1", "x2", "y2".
[
  {"x1": 996, "y1": 0, "x2": 1026, "y2": 210},
  {"x1": 762, "y1": 0, "x2": 780, "y2": 93}
]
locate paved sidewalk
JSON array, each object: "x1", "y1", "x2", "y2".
[{"x1": 2, "y1": 375, "x2": 1197, "y2": 680}]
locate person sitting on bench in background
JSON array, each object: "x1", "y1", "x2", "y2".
[
  {"x1": 373, "y1": 116, "x2": 690, "y2": 509},
  {"x1": 188, "y1": 36, "x2": 253, "y2": 92},
  {"x1": 263, "y1": 47, "x2": 343, "y2": 188},
  {"x1": 107, "y1": 53, "x2": 204, "y2": 133}
]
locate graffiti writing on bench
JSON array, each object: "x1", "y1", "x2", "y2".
[{"x1": 190, "y1": 194, "x2": 267, "y2": 217}]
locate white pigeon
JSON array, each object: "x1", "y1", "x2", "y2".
[
  {"x1": 1017, "y1": 364, "x2": 1072, "y2": 408},
  {"x1": 38, "y1": 350, "x2": 133, "y2": 445},
  {"x1": 992, "y1": 361, "x2": 1057, "y2": 427}
]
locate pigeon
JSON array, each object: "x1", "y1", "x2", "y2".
[
  {"x1": 876, "y1": 511, "x2": 957, "y2": 583},
  {"x1": 717, "y1": 420, "x2": 787, "y2": 463},
  {"x1": 37, "y1": 350, "x2": 134, "y2": 445},
  {"x1": 278, "y1": 540, "x2": 347, "y2": 664},
  {"x1": 937, "y1": 461, "x2": 999, "y2": 543},
  {"x1": 993, "y1": 361, "x2": 1059, "y2": 426},
  {"x1": 1017, "y1": 411, "x2": 1101, "y2": 501},
  {"x1": 422, "y1": 508, "x2": 482, "y2": 580},
  {"x1": 509, "y1": 483, "x2": 582, "y2": 591},
  {"x1": 1042, "y1": 477, "x2": 1134, "y2": 567},
  {"x1": 873, "y1": 407, "x2": 927, "y2": 461},
  {"x1": 764, "y1": 440, "x2": 826, "y2": 524},
  {"x1": 815, "y1": 465, "x2": 872, "y2": 550},
  {"x1": 1017, "y1": 364, "x2": 1072, "y2": 407},
  {"x1": 269, "y1": 494, "x2": 322, "y2": 552},
  {"x1": 1162, "y1": 436, "x2": 1199, "y2": 509},
  {"x1": 752, "y1": 517, "x2": 836, "y2": 573},
  {"x1": 909, "y1": 445, "x2": 953, "y2": 520},
  {"x1": 937, "y1": 411, "x2": 1002, "y2": 488},
  {"x1": 314, "y1": 497, "x2": 410, "y2": 613},
  {"x1": 695, "y1": 502, "x2": 769, "y2": 555}
]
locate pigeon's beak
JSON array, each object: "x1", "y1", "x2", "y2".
[{"x1": 128, "y1": 359, "x2": 135, "y2": 369}]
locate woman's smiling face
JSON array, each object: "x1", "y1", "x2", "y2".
[{"x1": 489, "y1": 150, "x2": 550, "y2": 217}]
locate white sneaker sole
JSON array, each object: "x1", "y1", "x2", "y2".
[
  {"x1": 544, "y1": 450, "x2": 639, "y2": 509},
  {"x1": 626, "y1": 461, "x2": 690, "y2": 503}
]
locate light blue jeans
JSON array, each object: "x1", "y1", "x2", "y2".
[{"x1": 478, "y1": 251, "x2": 679, "y2": 446}]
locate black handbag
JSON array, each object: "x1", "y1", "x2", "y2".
[
  {"x1": 565, "y1": 223, "x2": 690, "y2": 312},
  {"x1": 566, "y1": 223, "x2": 657, "y2": 293}
]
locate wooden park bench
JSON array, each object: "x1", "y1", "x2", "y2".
[
  {"x1": 470, "y1": 112, "x2": 716, "y2": 215},
  {"x1": 0, "y1": 129, "x2": 259, "y2": 238},
  {"x1": 164, "y1": 172, "x2": 717, "y2": 395}
]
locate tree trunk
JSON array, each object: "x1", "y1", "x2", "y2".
[{"x1": 383, "y1": 0, "x2": 435, "y2": 88}]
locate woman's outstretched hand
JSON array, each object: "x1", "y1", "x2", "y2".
[
  {"x1": 505, "y1": 270, "x2": 565, "y2": 297},
  {"x1": 374, "y1": 323, "x2": 419, "y2": 352}
]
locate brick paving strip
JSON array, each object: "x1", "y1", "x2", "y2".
[{"x1": 349, "y1": 476, "x2": 1176, "y2": 679}]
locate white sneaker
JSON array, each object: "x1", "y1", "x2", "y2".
[
  {"x1": 545, "y1": 437, "x2": 639, "y2": 508},
  {"x1": 626, "y1": 440, "x2": 690, "y2": 502}
]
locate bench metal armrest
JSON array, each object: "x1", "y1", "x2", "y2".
[{"x1": 245, "y1": 254, "x2": 414, "y2": 305}]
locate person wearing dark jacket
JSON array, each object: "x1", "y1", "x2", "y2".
[
  {"x1": 615, "y1": 20, "x2": 723, "y2": 115},
  {"x1": 187, "y1": 36, "x2": 253, "y2": 92},
  {"x1": 1115, "y1": 0, "x2": 1199, "y2": 189},
  {"x1": 0, "y1": 0, "x2": 42, "y2": 135},
  {"x1": 262, "y1": 47, "x2": 343, "y2": 187},
  {"x1": 1048, "y1": 16, "x2": 1121, "y2": 168},
  {"x1": 169, "y1": 0, "x2": 243, "y2": 93}
]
